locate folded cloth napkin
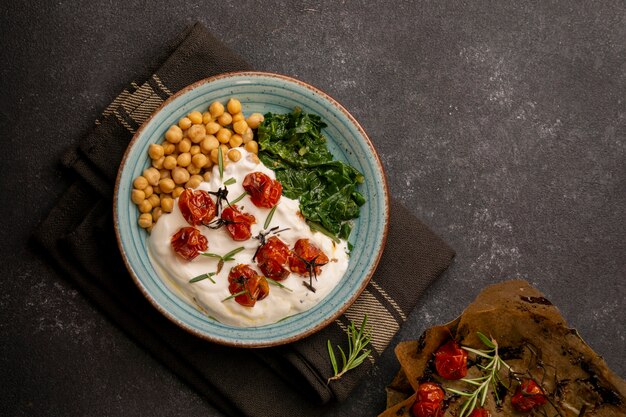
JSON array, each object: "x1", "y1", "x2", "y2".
[{"x1": 33, "y1": 22, "x2": 455, "y2": 417}]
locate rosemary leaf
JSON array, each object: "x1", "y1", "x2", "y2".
[
  {"x1": 189, "y1": 272, "x2": 216, "y2": 283},
  {"x1": 222, "y1": 290, "x2": 247, "y2": 302},
  {"x1": 230, "y1": 191, "x2": 247, "y2": 205},
  {"x1": 201, "y1": 253, "x2": 222, "y2": 259},
  {"x1": 218, "y1": 146, "x2": 224, "y2": 179},
  {"x1": 327, "y1": 340, "x2": 338, "y2": 374},
  {"x1": 266, "y1": 278, "x2": 292, "y2": 292},
  {"x1": 224, "y1": 177, "x2": 236, "y2": 186},
  {"x1": 223, "y1": 246, "x2": 245, "y2": 259},
  {"x1": 477, "y1": 332, "x2": 495, "y2": 348},
  {"x1": 264, "y1": 205, "x2": 278, "y2": 229}
]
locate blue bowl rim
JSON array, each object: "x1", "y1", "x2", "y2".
[{"x1": 113, "y1": 71, "x2": 390, "y2": 347}]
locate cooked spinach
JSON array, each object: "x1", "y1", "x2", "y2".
[{"x1": 257, "y1": 107, "x2": 365, "y2": 240}]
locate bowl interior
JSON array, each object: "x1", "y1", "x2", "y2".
[{"x1": 115, "y1": 72, "x2": 388, "y2": 346}]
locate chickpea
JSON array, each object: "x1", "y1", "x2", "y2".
[
  {"x1": 201, "y1": 135, "x2": 219, "y2": 153},
  {"x1": 187, "y1": 124, "x2": 206, "y2": 143},
  {"x1": 172, "y1": 187, "x2": 184, "y2": 199},
  {"x1": 217, "y1": 112, "x2": 232, "y2": 127},
  {"x1": 159, "y1": 169, "x2": 171, "y2": 180},
  {"x1": 139, "y1": 199, "x2": 153, "y2": 213},
  {"x1": 203, "y1": 171, "x2": 211, "y2": 182},
  {"x1": 177, "y1": 152, "x2": 192, "y2": 168},
  {"x1": 138, "y1": 213, "x2": 153, "y2": 229},
  {"x1": 209, "y1": 101, "x2": 224, "y2": 118},
  {"x1": 231, "y1": 112, "x2": 245, "y2": 122},
  {"x1": 245, "y1": 140, "x2": 259, "y2": 154},
  {"x1": 148, "y1": 194, "x2": 160, "y2": 208},
  {"x1": 190, "y1": 145, "x2": 201, "y2": 156},
  {"x1": 216, "y1": 128, "x2": 232, "y2": 144},
  {"x1": 188, "y1": 111, "x2": 203, "y2": 125},
  {"x1": 143, "y1": 185, "x2": 154, "y2": 198},
  {"x1": 186, "y1": 175, "x2": 203, "y2": 189},
  {"x1": 172, "y1": 167, "x2": 190, "y2": 184},
  {"x1": 165, "y1": 125, "x2": 183, "y2": 143},
  {"x1": 177, "y1": 138, "x2": 191, "y2": 153},
  {"x1": 152, "y1": 207, "x2": 163, "y2": 222},
  {"x1": 148, "y1": 143, "x2": 164, "y2": 160},
  {"x1": 228, "y1": 149, "x2": 242, "y2": 162},
  {"x1": 242, "y1": 127, "x2": 254, "y2": 144},
  {"x1": 233, "y1": 119, "x2": 248, "y2": 135},
  {"x1": 143, "y1": 167, "x2": 160, "y2": 186},
  {"x1": 229, "y1": 134, "x2": 243, "y2": 148},
  {"x1": 163, "y1": 155, "x2": 177, "y2": 170},
  {"x1": 161, "y1": 197, "x2": 174, "y2": 213},
  {"x1": 226, "y1": 98, "x2": 242, "y2": 115},
  {"x1": 159, "y1": 178, "x2": 176, "y2": 194},
  {"x1": 187, "y1": 164, "x2": 201, "y2": 175},
  {"x1": 153, "y1": 185, "x2": 161, "y2": 194},
  {"x1": 131, "y1": 189, "x2": 145, "y2": 205},
  {"x1": 151, "y1": 156, "x2": 165, "y2": 169},
  {"x1": 178, "y1": 117, "x2": 192, "y2": 130},
  {"x1": 202, "y1": 111, "x2": 213, "y2": 124},
  {"x1": 205, "y1": 121, "x2": 220, "y2": 135},
  {"x1": 192, "y1": 153, "x2": 208, "y2": 168},
  {"x1": 246, "y1": 113, "x2": 264, "y2": 129},
  {"x1": 133, "y1": 176, "x2": 148, "y2": 190},
  {"x1": 162, "y1": 141, "x2": 176, "y2": 155}
]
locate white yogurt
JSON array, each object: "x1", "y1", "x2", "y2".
[{"x1": 148, "y1": 149, "x2": 350, "y2": 327}]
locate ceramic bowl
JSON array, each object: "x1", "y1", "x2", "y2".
[{"x1": 114, "y1": 72, "x2": 389, "y2": 347}]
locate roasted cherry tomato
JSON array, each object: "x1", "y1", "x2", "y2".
[
  {"x1": 468, "y1": 409, "x2": 491, "y2": 417},
  {"x1": 178, "y1": 188, "x2": 216, "y2": 226},
  {"x1": 416, "y1": 382, "x2": 445, "y2": 403},
  {"x1": 255, "y1": 236, "x2": 291, "y2": 280},
  {"x1": 170, "y1": 227, "x2": 208, "y2": 261},
  {"x1": 434, "y1": 339, "x2": 468, "y2": 380},
  {"x1": 511, "y1": 379, "x2": 547, "y2": 412},
  {"x1": 242, "y1": 172, "x2": 282, "y2": 208},
  {"x1": 288, "y1": 239, "x2": 329, "y2": 276},
  {"x1": 221, "y1": 206, "x2": 255, "y2": 241},
  {"x1": 411, "y1": 400, "x2": 443, "y2": 417},
  {"x1": 227, "y1": 264, "x2": 270, "y2": 307}
]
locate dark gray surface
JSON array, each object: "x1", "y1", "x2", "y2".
[{"x1": 1, "y1": 1, "x2": 624, "y2": 416}]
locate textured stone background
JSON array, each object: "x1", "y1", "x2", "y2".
[{"x1": 1, "y1": 1, "x2": 624, "y2": 416}]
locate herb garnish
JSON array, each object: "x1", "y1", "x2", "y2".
[
  {"x1": 189, "y1": 272, "x2": 216, "y2": 284},
  {"x1": 446, "y1": 332, "x2": 512, "y2": 417},
  {"x1": 257, "y1": 107, "x2": 365, "y2": 240},
  {"x1": 230, "y1": 191, "x2": 247, "y2": 205},
  {"x1": 264, "y1": 205, "x2": 278, "y2": 229},
  {"x1": 224, "y1": 177, "x2": 236, "y2": 186},
  {"x1": 222, "y1": 290, "x2": 247, "y2": 302},
  {"x1": 327, "y1": 315, "x2": 372, "y2": 383},
  {"x1": 202, "y1": 247, "x2": 245, "y2": 273},
  {"x1": 266, "y1": 278, "x2": 292, "y2": 292},
  {"x1": 218, "y1": 146, "x2": 224, "y2": 179}
]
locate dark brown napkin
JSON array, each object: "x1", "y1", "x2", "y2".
[{"x1": 33, "y1": 23, "x2": 455, "y2": 417}]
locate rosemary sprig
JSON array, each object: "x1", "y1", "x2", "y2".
[
  {"x1": 446, "y1": 332, "x2": 512, "y2": 417},
  {"x1": 327, "y1": 315, "x2": 372, "y2": 383},
  {"x1": 224, "y1": 177, "x2": 236, "y2": 186},
  {"x1": 189, "y1": 272, "x2": 216, "y2": 284},
  {"x1": 201, "y1": 247, "x2": 244, "y2": 273},
  {"x1": 264, "y1": 205, "x2": 278, "y2": 229},
  {"x1": 266, "y1": 277, "x2": 292, "y2": 292},
  {"x1": 230, "y1": 191, "x2": 247, "y2": 205},
  {"x1": 218, "y1": 146, "x2": 224, "y2": 179}
]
